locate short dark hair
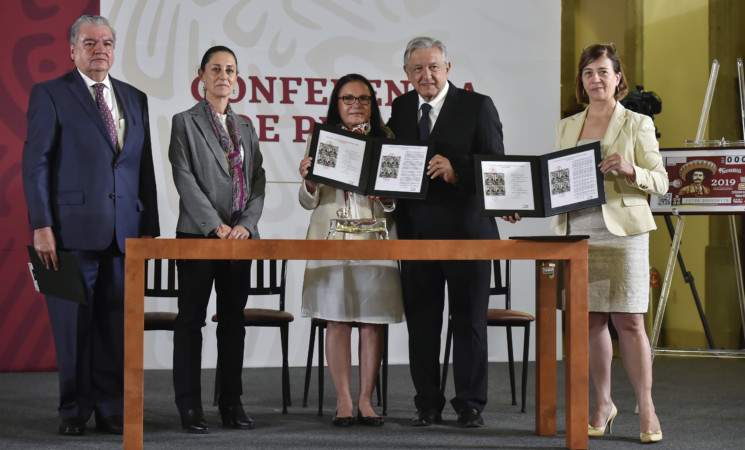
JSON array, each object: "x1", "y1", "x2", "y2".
[
  {"x1": 324, "y1": 74, "x2": 385, "y2": 137},
  {"x1": 199, "y1": 46, "x2": 238, "y2": 73},
  {"x1": 70, "y1": 15, "x2": 115, "y2": 46},
  {"x1": 575, "y1": 43, "x2": 628, "y2": 104}
]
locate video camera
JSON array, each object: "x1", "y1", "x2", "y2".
[{"x1": 621, "y1": 86, "x2": 662, "y2": 137}]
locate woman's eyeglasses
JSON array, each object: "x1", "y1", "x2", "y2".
[{"x1": 338, "y1": 95, "x2": 372, "y2": 105}]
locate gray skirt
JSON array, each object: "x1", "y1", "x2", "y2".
[{"x1": 568, "y1": 206, "x2": 650, "y2": 313}]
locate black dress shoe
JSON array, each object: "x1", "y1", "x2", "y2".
[
  {"x1": 332, "y1": 410, "x2": 355, "y2": 427},
  {"x1": 219, "y1": 404, "x2": 254, "y2": 430},
  {"x1": 357, "y1": 409, "x2": 385, "y2": 427},
  {"x1": 411, "y1": 409, "x2": 442, "y2": 427},
  {"x1": 456, "y1": 407, "x2": 484, "y2": 428},
  {"x1": 59, "y1": 418, "x2": 86, "y2": 436},
  {"x1": 357, "y1": 410, "x2": 384, "y2": 427},
  {"x1": 180, "y1": 407, "x2": 211, "y2": 434},
  {"x1": 95, "y1": 413, "x2": 123, "y2": 435}
]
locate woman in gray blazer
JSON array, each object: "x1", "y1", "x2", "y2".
[{"x1": 168, "y1": 46, "x2": 266, "y2": 434}]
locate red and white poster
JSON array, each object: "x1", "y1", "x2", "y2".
[{"x1": 650, "y1": 148, "x2": 745, "y2": 214}]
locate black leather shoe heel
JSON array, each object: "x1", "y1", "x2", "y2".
[
  {"x1": 59, "y1": 418, "x2": 86, "y2": 436},
  {"x1": 332, "y1": 410, "x2": 355, "y2": 427},
  {"x1": 219, "y1": 404, "x2": 255, "y2": 430},
  {"x1": 411, "y1": 409, "x2": 442, "y2": 427},
  {"x1": 180, "y1": 407, "x2": 211, "y2": 434},
  {"x1": 95, "y1": 411, "x2": 123, "y2": 435},
  {"x1": 357, "y1": 410, "x2": 384, "y2": 427},
  {"x1": 456, "y1": 407, "x2": 484, "y2": 428}
]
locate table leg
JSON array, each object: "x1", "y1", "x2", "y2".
[
  {"x1": 565, "y1": 259, "x2": 589, "y2": 449},
  {"x1": 123, "y1": 256, "x2": 145, "y2": 450},
  {"x1": 535, "y1": 260, "x2": 557, "y2": 436}
]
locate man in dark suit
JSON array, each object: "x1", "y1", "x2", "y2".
[
  {"x1": 22, "y1": 15, "x2": 159, "y2": 436},
  {"x1": 387, "y1": 36, "x2": 503, "y2": 428}
]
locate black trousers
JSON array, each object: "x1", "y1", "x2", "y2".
[
  {"x1": 401, "y1": 259, "x2": 491, "y2": 413},
  {"x1": 172, "y1": 234, "x2": 252, "y2": 412}
]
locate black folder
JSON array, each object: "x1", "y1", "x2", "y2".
[
  {"x1": 475, "y1": 141, "x2": 605, "y2": 217},
  {"x1": 27, "y1": 246, "x2": 87, "y2": 304},
  {"x1": 305, "y1": 123, "x2": 433, "y2": 199}
]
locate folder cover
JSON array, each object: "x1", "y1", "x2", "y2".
[{"x1": 27, "y1": 246, "x2": 87, "y2": 305}]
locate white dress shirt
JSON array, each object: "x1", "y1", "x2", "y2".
[{"x1": 417, "y1": 81, "x2": 450, "y2": 134}]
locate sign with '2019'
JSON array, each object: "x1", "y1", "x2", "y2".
[{"x1": 650, "y1": 148, "x2": 745, "y2": 214}]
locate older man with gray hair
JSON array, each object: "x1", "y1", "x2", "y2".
[
  {"x1": 387, "y1": 36, "x2": 504, "y2": 428},
  {"x1": 22, "y1": 14, "x2": 159, "y2": 436}
]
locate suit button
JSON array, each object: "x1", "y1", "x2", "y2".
[
  {"x1": 113, "y1": 162, "x2": 119, "y2": 169},
  {"x1": 109, "y1": 193, "x2": 116, "y2": 199}
]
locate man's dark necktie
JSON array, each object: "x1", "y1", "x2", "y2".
[
  {"x1": 418, "y1": 103, "x2": 432, "y2": 140},
  {"x1": 94, "y1": 83, "x2": 119, "y2": 151}
]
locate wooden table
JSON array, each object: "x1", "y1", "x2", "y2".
[{"x1": 123, "y1": 238, "x2": 588, "y2": 449}]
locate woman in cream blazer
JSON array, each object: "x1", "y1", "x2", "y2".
[
  {"x1": 297, "y1": 74, "x2": 403, "y2": 427},
  {"x1": 555, "y1": 44, "x2": 667, "y2": 443},
  {"x1": 552, "y1": 103, "x2": 668, "y2": 237}
]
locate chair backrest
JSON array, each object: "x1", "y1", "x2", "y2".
[
  {"x1": 490, "y1": 260, "x2": 512, "y2": 309},
  {"x1": 248, "y1": 259, "x2": 288, "y2": 311},
  {"x1": 143, "y1": 259, "x2": 179, "y2": 331},
  {"x1": 145, "y1": 259, "x2": 178, "y2": 297}
]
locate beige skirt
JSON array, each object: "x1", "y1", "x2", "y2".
[{"x1": 568, "y1": 206, "x2": 649, "y2": 313}]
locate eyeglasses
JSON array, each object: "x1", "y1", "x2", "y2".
[
  {"x1": 338, "y1": 95, "x2": 372, "y2": 105},
  {"x1": 410, "y1": 64, "x2": 443, "y2": 74}
]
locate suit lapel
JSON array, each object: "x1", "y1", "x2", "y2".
[
  {"x1": 562, "y1": 108, "x2": 587, "y2": 148},
  {"x1": 429, "y1": 81, "x2": 457, "y2": 140},
  {"x1": 191, "y1": 103, "x2": 231, "y2": 177},
  {"x1": 602, "y1": 102, "x2": 627, "y2": 155},
  {"x1": 110, "y1": 77, "x2": 137, "y2": 155},
  {"x1": 396, "y1": 91, "x2": 420, "y2": 139},
  {"x1": 67, "y1": 70, "x2": 117, "y2": 153},
  {"x1": 239, "y1": 122, "x2": 253, "y2": 177}
]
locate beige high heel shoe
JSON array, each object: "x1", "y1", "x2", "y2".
[
  {"x1": 640, "y1": 429, "x2": 663, "y2": 443},
  {"x1": 588, "y1": 403, "x2": 617, "y2": 437}
]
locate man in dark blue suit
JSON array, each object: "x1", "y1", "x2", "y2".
[
  {"x1": 22, "y1": 15, "x2": 159, "y2": 436},
  {"x1": 387, "y1": 36, "x2": 504, "y2": 428}
]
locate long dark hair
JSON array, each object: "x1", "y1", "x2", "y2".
[{"x1": 324, "y1": 74, "x2": 385, "y2": 137}]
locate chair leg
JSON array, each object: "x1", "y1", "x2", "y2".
[
  {"x1": 382, "y1": 324, "x2": 389, "y2": 416},
  {"x1": 375, "y1": 376, "x2": 382, "y2": 407},
  {"x1": 374, "y1": 325, "x2": 382, "y2": 407},
  {"x1": 507, "y1": 325, "x2": 517, "y2": 406},
  {"x1": 281, "y1": 323, "x2": 290, "y2": 413},
  {"x1": 440, "y1": 318, "x2": 453, "y2": 395},
  {"x1": 302, "y1": 323, "x2": 317, "y2": 408},
  {"x1": 317, "y1": 324, "x2": 325, "y2": 417},
  {"x1": 521, "y1": 324, "x2": 530, "y2": 413},
  {"x1": 213, "y1": 362, "x2": 220, "y2": 407}
]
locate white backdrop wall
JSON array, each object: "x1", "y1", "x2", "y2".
[{"x1": 102, "y1": 0, "x2": 562, "y2": 369}]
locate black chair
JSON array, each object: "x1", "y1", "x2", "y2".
[
  {"x1": 211, "y1": 259, "x2": 293, "y2": 413},
  {"x1": 302, "y1": 320, "x2": 388, "y2": 416},
  {"x1": 440, "y1": 260, "x2": 535, "y2": 412},
  {"x1": 144, "y1": 259, "x2": 179, "y2": 331}
]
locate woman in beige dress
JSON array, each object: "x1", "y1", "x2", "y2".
[{"x1": 297, "y1": 73, "x2": 404, "y2": 427}]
